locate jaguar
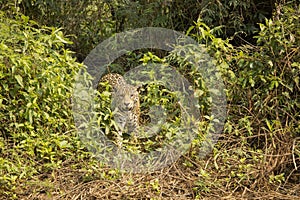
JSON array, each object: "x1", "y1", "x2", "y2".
[{"x1": 99, "y1": 73, "x2": 140, "y2": 136}]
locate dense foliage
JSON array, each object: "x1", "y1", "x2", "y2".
[
  {"x1": 191, "y1": 3, "x2": 300, "y2": 196},
  {"x1": 0, "y1": 0, "x2": 299, "y2": 199},
  {"x1": 1, "y1": 0, "x2": 276, "y2": 61},
  {"x1": 0, "y1": 12, "x2": 94, "y2": 198}
]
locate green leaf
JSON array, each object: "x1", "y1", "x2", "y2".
[
  {"x1": 59, "y1": 140, "x2": 70, "y2": 148},
  {"x1": 265, "y1": 119, "x2": 272, "y2": 132},
  {"x1": 56, "y1": 32, "x2": 71, "y2": 44},
  {"x1": 15, "y1": 75, "x2": 24, "y2": 88}
]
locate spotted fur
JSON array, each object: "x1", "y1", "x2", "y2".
[{"x1": 99, "y1": 73, "x2": 140, "y2": 136}]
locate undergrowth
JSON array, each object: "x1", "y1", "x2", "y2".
[{"x1": 0, "y1": 2, "x2": 299, "y2": 199}]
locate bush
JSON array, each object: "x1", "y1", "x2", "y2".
[
  {"x1": 1, "y1": 0, "x2": 276, "y2": 62},
  {"x1": 0, "y1": 1, "x2": 299, "y2": 199},
  {"x1": 0, "y1": 11, "x2": 90, "y2": 197},
  {"x1": 189, "y1": 2, "x2": 300, "y2": 197},
  {"x1": 5, "y1": 0, "x2": 116, "y2": 62}
]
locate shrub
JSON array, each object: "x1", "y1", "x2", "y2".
[
  {"x1": 0, "y1": 11, "x2": 89, "y2": 197},
  {"x1": 190, "y1": 2, "x2": 300, "y2": 197}
]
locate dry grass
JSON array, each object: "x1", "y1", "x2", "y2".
[{"x1": 15, "y1": 133, "x2": 299, "y2": 200}]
